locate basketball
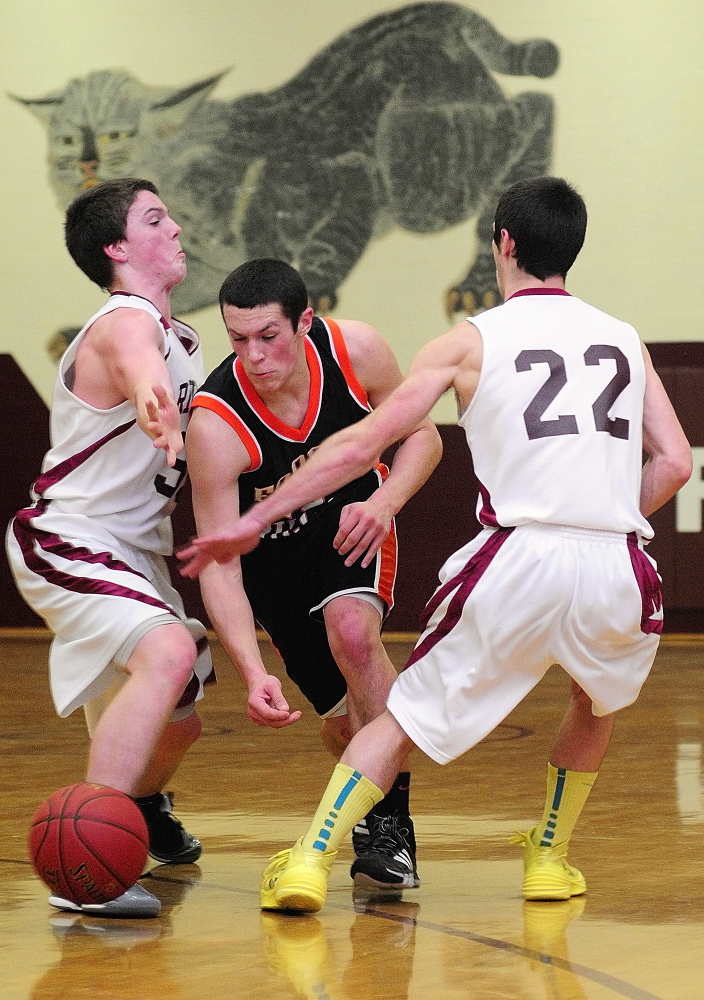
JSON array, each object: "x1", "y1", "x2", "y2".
[{"x1": 28, "y1": 782, "x2": 149, "y2": 905}]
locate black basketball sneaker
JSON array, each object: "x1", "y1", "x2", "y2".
[
  {"x1": 135, "y1": 792, "x2": 202, "y2": 864},
  {"x1": 350, "y1": 813, "x2": 420, "y2": 889}
]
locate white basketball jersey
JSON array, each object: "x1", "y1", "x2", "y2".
[
  {"x1": 462, "y1": 289, "x2": 652, "y2": 538},
  {"x1": 30, "y1": 293, "x2": 203, "y2": 553}
]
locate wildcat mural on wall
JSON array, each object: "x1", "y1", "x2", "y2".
[{"x1": 12, "y1": 2, "x2": 558, "y2": 319}]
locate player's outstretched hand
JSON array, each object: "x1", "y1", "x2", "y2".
[
  {"x1": 177, "y1": 513, "x2": 264, "y2": 577},
  {"x1": 248, "y1": 676, "x2": 302, "y2": 729},
  {"x1": 334, "y1": 499, "x2": 393, "y2": 568},
  {"x1": 144, "y1": 383, "x2": 183, "y2": 467}
]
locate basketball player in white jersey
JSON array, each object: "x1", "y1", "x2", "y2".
[
  {"x1": 179, "y1": 176, "x2": 692, "y2": 911},
  {"x1": 6, "y1": 179, "x2": 213, "y2": 918}
]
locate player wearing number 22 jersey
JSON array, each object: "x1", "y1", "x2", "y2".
[{"x1": 467, "y1": 287, "x2": 650, "y2": 537}]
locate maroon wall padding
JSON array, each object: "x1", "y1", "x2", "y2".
[
  {"x1": 1, "y1": 356, "x2": 50, "y2": 626},
  {"x1": 3, "y1": 347, "x2": 703, "y2": 631},
  {"x1": 646, "y1": 347, "x2": 704, "y2": 630}
]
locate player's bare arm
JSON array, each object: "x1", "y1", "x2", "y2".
[
  {"x1": 186, "y1": 406, "x2": 302, "y2": 728},
  {"x1": 73, "y1": 308, "x2": 184, "y2": 466},
  {"x1": 327, "y1": 319, "x2": 443, "y2": 567},
  {"x1": 179, "y1": 321, "x2": 479, "y2": 576},
  {"x1": 639, "y1": 344, "x2": 692, "y2": 516}
]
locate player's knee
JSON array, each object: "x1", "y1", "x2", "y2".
[
  {"x1": 326, "y1": 614, "x2": 382, "y2": 669},
  {"x1": 130, "y1": 624, "x2": 198, "y2": 692}
]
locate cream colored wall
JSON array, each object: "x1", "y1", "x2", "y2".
[{"x1": 0, "y1": 0, "x2": 702, "y2": 423}]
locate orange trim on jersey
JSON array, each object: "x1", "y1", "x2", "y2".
[
  {"x1": 324, "y1": 318, "x2": 369, "y2": 409},
  {"x1": 377, "y1": 517, "x2": 397, "y2": 613},
  {"x1": 191, "y1": 393, "x2": 262, "y2": 471},
  {"x1": 234, "y1": 340, "x2": 322, "y2": 442},
  {"x1": 373, "y1": 463, "x2": 396, "y2": 611}
]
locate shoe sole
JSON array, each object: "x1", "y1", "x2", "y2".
[
  {"x1": 523, "y1": 870, "x2": 586, "y2": 901},
  {"x1": 48, "y1": 895, "x2": 162, "y2": 918},
  {"x1": 352, "y1": 871, "x2": 420, "y2": 890},
  {"x1": 275, "y1": 873, "x2": 327, "y2": 913},
  {"x1": 148, "y1": 846, "x2": 202, "y2": 864}
]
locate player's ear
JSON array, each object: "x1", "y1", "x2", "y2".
[
  {"x1": 297, "y1": 306, "x2": 314, "y2": 335},
  {"x1": 497, "y1": 229, "x2": 515, "y2": 259},
  {"x1": 104, "y1": 240, "x2": 128, "y2": 264}
]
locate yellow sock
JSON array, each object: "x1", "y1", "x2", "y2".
[
  {"x1": 535, "y1": 764, "x2": 598, "y2": 847},
  {"x1": 301, "y1": 763, "x2": 384, "y2": 855}
]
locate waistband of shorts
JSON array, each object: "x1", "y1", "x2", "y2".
[{"x1": 512, "y1": 522, "x2": 632, "y2": 544}]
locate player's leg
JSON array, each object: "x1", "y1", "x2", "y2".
[
  {"x1": 132, "y1": 711, "x2": 204, "y2": 865},
  {"x1": 85, "y1": 622, "x2": 197, "y2": 791},
  {"x1": 261, "y1": 710, "x2": 415, "y2": 912},
  {"x1": 320, "y1": 713, "x2": 351, "y2": 757},
  {"x1": 513, "y1": 528, "x2": 661, "y2": 901},
  {"x1": 85, "y1": 623, "x2": 206, "y2": 866},
  {"x1": 511, "y1": 681, "x2": 614, "y2": 901},
  {"x1": 324, "y1": 595, "x2": 419, "y2": 890}
]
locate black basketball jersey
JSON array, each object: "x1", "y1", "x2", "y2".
[{"x1": 191, "y1": 317, "x2": 383, "y2": 541}]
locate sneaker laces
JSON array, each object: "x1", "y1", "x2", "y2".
[
  {"x1": 508, "y1": 829, "x2": 532, "y2": 849},
  {"x1": 368, "y1": 815, "x2": 412, "y2": 853}
]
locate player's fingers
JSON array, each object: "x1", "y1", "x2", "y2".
[
  {"x1": 152, "y1": 383, "x2": 169, "y2": 405},
  {"x1": 267, "y1": 711, "x2": 303, "y2": 728},
  {"x1": 178, "y1": 551, "x2": 213, "y2": 577},
  {"x1": 342, "y1": 526, "x2": 381, "y2": 566}
]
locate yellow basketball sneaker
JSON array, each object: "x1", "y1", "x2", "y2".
[
  {"x1": 260, "y1": 839, "x2": 337, "y2": 913},
  {"x1": 509, "y1": 827, "x2": 587, "y2": 901},
  {"x1": 261, "y1": 849, "x2": 293, "y2": 910}
]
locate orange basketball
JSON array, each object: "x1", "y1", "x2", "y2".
[{"x1": 28, "y1": 782, "x2": 149, "y2": 905}]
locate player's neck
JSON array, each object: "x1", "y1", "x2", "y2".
[
  {"x1": 109, "y1": 276, "x2": 173, "y2": 322},
  {"x1": 501, "y1": 271, "x2": 566, "y2": 302}
]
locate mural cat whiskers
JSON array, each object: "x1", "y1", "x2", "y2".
[{"x1": 12, "y1": 2, "x2": 558, "y2": 318}]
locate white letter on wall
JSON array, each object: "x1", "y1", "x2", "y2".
[{"x1": 676, "y1": 447, "x2": 704, "y2": 532}]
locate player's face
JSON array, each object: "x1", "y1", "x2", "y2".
[
  {"x1": 121, "y1": 190, "x2": 186, "y2": 289},
  {"x1": 223, "y1": 303, "x2": 313, "y2": 394}
]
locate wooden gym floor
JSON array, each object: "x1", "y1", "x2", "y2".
[{"x1": 0, "y1": 632, "x2": 702, "y2": 1000}]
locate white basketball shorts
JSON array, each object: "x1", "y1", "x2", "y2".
[
  {"x1": 387, "y1": 522, "x2": 662, "y2": 764},
  {"x1": 6, "y1": 510, "x2": 214, "y2": 718}
]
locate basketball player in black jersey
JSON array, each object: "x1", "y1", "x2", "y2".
[{"x1": 186, "y1": 258, "x2": 442, "y2": 889}]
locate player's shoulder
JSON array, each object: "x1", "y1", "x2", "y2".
[{"x1": 330, "y1": 318, "x2": 389, "y2": 360}]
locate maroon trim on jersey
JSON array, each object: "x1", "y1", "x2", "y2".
[
  {"x1": 234, "y1": 338, "x2": 323, "y2": 442},
  {"x1": 507, "y1": 288, "x2": 571, "y2": 299},
  {"x1": 627, "y1": 532, "x2": 664, "y2": 635},
  {"x1": 170, "y1": 317, "x2": 201, "y2": 356},
  {"x1": 477, "y1": 480, "x2": 500, "y2": 527},
  {"x1": 33, "y1": 420, "x2": 137, "y2": 496},
  {"x1": 11, "y1": 507, "x2": 174, "y2": 614},
  {"x1": 405, "y1": 526, "x2": 514, "y2": 668}
]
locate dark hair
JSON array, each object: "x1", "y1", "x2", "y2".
[
  {"x1": 64, "y1": 178, "x2": 159, "y2": 289},
  {"x1": 493, "y1": 176, "x2": 587, "y2": 280},
  {"x1": 219, "y1": 258, "x2": 309, "y2": 329}
]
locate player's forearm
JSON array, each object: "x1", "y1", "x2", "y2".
[
  {"x1": 244, "y1": 425, "x2": 380, "y2": 533},
  {"x1": 373, "y1": 421, "x2": 442, "y2": 516},
  {"x1": 199, "y1": 567, "x2": 269, "y2": 691}
]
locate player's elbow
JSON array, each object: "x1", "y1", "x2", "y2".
[
  {"x1": 671, "y1": 446, "x2": 694, "y2": 491},
  {"x1": 657, "y1": 443, "x2": 693, "y2": 496}
]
